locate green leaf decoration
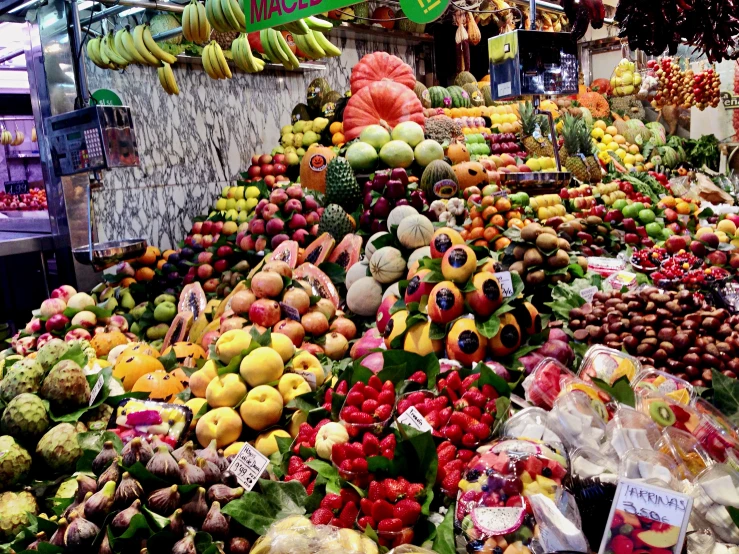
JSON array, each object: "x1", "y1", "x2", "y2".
[
  {"x1": 158, "y1": 348, "x2": 178, "y2": 371},
  {"x1": 591, "y1": 375, "x2": 635, "y2": 407},
  {"x1": 432, "y1": 504, "x2": 456, "y2": 554},
  {"x1": 711, "y1": 369, "x2": 739, "y2": 426}
]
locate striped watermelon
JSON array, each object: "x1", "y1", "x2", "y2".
[
  {"x1": 429, "y1": 86, "x2": 451, "y2": 108},
  {"x1": 447, "y1": 86, "x2": 471, "y2": 108}
]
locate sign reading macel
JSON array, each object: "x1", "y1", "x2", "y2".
[{"x1": 245, "y1": 0, "x2": 353, "y2": 31}]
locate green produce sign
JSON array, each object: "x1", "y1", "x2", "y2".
[
  {"x1": 244, "y1": 0, "x2": 352, "y2": 31},
  {"x1": 90, "y1": 89, "x2": 123, "y2": 106},
  {"x1": 399, "y1": 0, "x2": 449, "y2": 24}
]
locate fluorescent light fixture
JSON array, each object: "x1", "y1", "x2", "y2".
[
  {"x1": 77, "y1": 1, "x2": 96, "y2": 9},
  {"x1": 9, "y1": 0, "x2": 40, "y2": 13},
  {"x1": 118, "y1": 7, "x2": 144, "y2": 16}
]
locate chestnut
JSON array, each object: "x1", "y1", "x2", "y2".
[
  {"x1": 623, "y1": 336, "x2": 639, "y2": 352},
  {"x1": 658, "y1": 328, "x2": 676, "y2": 342},
  {"x1": 685, "y1": 366, "x2": 700, "y2": 377},
  {"x1": 703, "y1": 317, "x2": 720, "y2": 331},
  {"x1": 702, "y1": 369, "x2": 713, "y2": 381}
]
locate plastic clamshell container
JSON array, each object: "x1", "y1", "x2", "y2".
[
  {"x1": 656, "y1": 426, "x2": 713, "y2": 480},
  {"x1": 692, "y1": 398, "x2": 739, "y2": 463},
  {"x1": 477, "y1": 438, "x2": 570, "y2": 472},
  {"x1": 617, "y1": 448, "x2": 679, "y2": 487},
  {"x1": 636, "y1": 391, "x2": 703, "y2": 433},
  {"x1": 605, "y1": 405, "x2": 662, "y2": 460},
  {"x1": 503, "y1": 407, "x2": 563, "y2": 445},
  {"x1": 558, "y1": 378, "x2": 614, "y2": 422},
  {"x1": 111, "y1": 398, "x2": 193, "y2": 446},
  {"x1": 522, "y1": 357, "x2": 577, "y2": 410},
  {"x1": 547, "y1": 391, "x2": 607, "y2": 451},
  {"x1": 693, "y1": 464, "x2": 739, "y2": 543},
  {"x1": 578, "y1": 345, "x2": 642, "y2": 386},
  {"x1": 570, "y1": 446, "x2": 619, "y2": 482},
  {"x1": 632, "y1": 369, "x2": 694, "y2": 405}
]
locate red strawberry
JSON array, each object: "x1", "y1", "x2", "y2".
[
  {"x1": 425, "y1": 410, "x2": 441, "y2": 429},
  {"x1": 339, "y1": 459, "x2": 354, "y2": 472},
  {"x1": 462, "y1": 432, "x2": 478, "y2": 447},
  {"x1": 336, "y1": 380, "x2": 349, "y2": 395},
  {"x1": 481, "y1": 413, "x2": 495, "y2": 426},
  {"x1": 311, "y1": 508, "x2": 333, "y2": 525},
  {"x1": 306, "y1": 480, "x2": 315, "y2": 495},
  {"x1": 446, "y1": 372, "x2": 462, "y2": 391},
  {"x1": 436, "y1": 377, "x2": 447, "y2": 391},
  {"x1": 339, "y1": 502, "x2": 359, "y2": 527},
  {"x1": 406, "y1": 483, "x2": 424, "y2": 500},
  {"x1": 351, "y1": 412, "x2": 374, "y2": 424},
  {"x1": 437, "y1": 444, "x2": 456, "y2": 466},
  {"x1": 407, "y1": 391, "x2": 427, "y2": 404},
  {"x1": 368, "y1": 375, "x2": 383, "y2": 391},
  {"x1": 438, "y1": 407, "x2": 452, "y2": 423},
  {"x1": 368, "y1": 481, "x2": 383, "y2": 501},
  {"x1": 382, "y1": 448, "x2": 394, "y2": 460},
  {"x1": 357, "y1": 516, "x2": 375, "y2": 530},
  {"x1": 287, "y1": 469, "x2": 312, "y2": 486},
  {"x1": 350, "y1": 382, "x2": 365, "y2": 393},
  {"x1": 393, "y1": 499, "x2": 422, "y2": 526},
  {"x1": 377, "y1": 518, "x2": 404, "y2": 533},
  {"x1": 362, "y1": 399, "x2": 379, "y2": 414},
  {"x1": 506, "y1": 495, "x2": 525, "y2": 508},
  {"x1": 346, "y1": 390, "x2": 364, "y2": 407},
  {"x1": 330, "y1": 517, "x2": 342, "y2": 527},
  {"x1": 409, "y1": 371, "x2": 427, "y2": 384},
  {"x1": 288, "y1": 457, "x2": 306, "y2": 475},
  {"x1": 432, "y1": 396, "x2": 449, "y2": 410},
  {"x1": 461, "y1": 374, "x2": 478, "y2": 390},
  {"x1": 375, "y1": 404, "x2": 392, "y2": 421},
  {"x1": 381, "y1": 380, "x2": 394, "y2": 392},
  {"x1": 324, "y1": 388, "x2": 333, "y2": 404},
  {"x1": 444, "y1": 459, "x2": 464, "y2": 474},
  {"x1": 392, "y1": 528, "x2": 414, "y2": 547},
  {"x1": 442, "y1": 424, "x2": 463, "y2": 443},
  {"x1": 383, "y1": 479, "x2": 406, "y2": 502},
  {"x1": 469, "y1": 422, "x2": 491, "y2": 440},
  {"x1": 371, "y1": 499, "x2": 395, "y2": 522},
  {"x1": 450, "y1": 411, "x2": 477, "y2": 429},
  {"x1": 481, "y1": 384, "x2": 498, "y2": 399},
  {"x1": 462, "y1": 388, "x2": 486, "y2": 408},
  {"x1": 441, "y1": 469, "x2": 462, "y2": 496},
  {"x1": 457, "y1": 449, "x2": 475, "y2": 462},
  {"x1": 462, "y1": 406, "x2": 483, "y2": 420},
  {"x1": 396, "y1": 398, "x2": 413, "y2": 414},
  {"x1": 363, "y1": 386, "x2": 379, "y2": 401},
  {"x1": 380, "y1": 434, "x2": 396, "y2": 452},
  {"x1": 298, "y1": 422, "x2": 314, "y2": 438},
  {"x1": 321, "y1": 493, "x2": 344, "y2": 512},
  {"x1": 610, "y1": 535, "x2": 634, "y2": 554},
  {"x1": 484, "y1": 399, "x2": 497, "y2": 413},
  {"x1": 360, "y1": 497, "x2": 374, "y2": 515},
  {"x1": 342, "y1": 405, "x2": 359, "y2": 419},
  {"x1": 416, "y1": 400, "x2": 433, "y2": 416},
  {"x1": 352, "y1": 458, "x2": 369, "y2": 472},
  {"x1": 363, "y1": 432, "x2": 380, "y2": 456},
  {"x1": 377, "y1": 389, "x2": 395, "y2": 406},
  {"x1": 445, "y1": 387, "x2": 459, "y2": 402},
  {"x1": 345, "y1": 442, "x2": 365, "y2": 459},
  {"x1": 332, "y1": 443, "x2": 347, "y2": 464},
  {"x1": 340, "y1": 488, "x2": 360, "y2": 507}
]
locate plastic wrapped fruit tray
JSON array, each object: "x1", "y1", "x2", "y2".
[{"x1": 500, "y1": 171, "x2": 572, "y2": 194}]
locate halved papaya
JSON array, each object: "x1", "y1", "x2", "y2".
[
  {"x1": 327, "y1": 234, "x2": 361, "y2": 271},
  {"x1": 271, "y1": 240, "x2": 299, "y2": 268},
  {"x1": 293, "y1": 263, "x2": 340, "y2": 308},
  {"x1": 299, "y1": 233, "x2": 335, "y2": 265}
]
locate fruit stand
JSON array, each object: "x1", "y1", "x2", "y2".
[{"x1": 7, "y1": 0, "x2": 739, "y2": 553}]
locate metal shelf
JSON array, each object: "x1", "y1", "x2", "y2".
[
  {"x1": 328, "y1": 22, "x2": 434, "y2": 44},
  {"x1": 176, "y1": 53, "x2": 326, "y2": 72}
]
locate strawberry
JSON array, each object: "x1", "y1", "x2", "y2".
[
  {"x1": 481, "y1": 413, "x2": 495, "y2": 426},
  {"x1": 341, "y1": 405, "x2": 359, "y2": 419},
  {"x1": 383, "y1": 479, "x2": 406, "y2": 502},
  {"x1": 286, "y1": 469, "x2": 312, "y2": 486},
  {"x1": 345, "y1": 442, "x2": 365, "y2": 459},
  {"x1": 346, "y1": 390, "x2": 364, "y2": 407},
  {"x1": 311, "y1": 507, "x2": 334, "y2": 525},
  {"x1": 444, "y1": 459, "x2": 464, "y2": 474},
  {"x1": 363, "y1": 386, "x2": 379, "y2": 401},
  {"x1": 380, "y1": 434, "x2": 396, "y2": 452},
  {"x1": 462, "y1": 406, "x2": 482, "y2": 420},
  {"x1": 609, "y1": 535, "x2": 634, "y2": 554},
  {"x1": 368, "y1": 481, "x2": 383, "y2": 501},
  {"x1": 363, "y1": 432, "x2": 380, "y2": 456},
  {"x1": 432, "y1": 396, "x2": 449, "y2": 410},
  {"x1": 457, "y1": 449, "x2": 475, "y2": 462},
  {"x1": 450, "y1": 411, "x2": 477, "y2": 429},
  {"x1": 362, "y1": 399, "x2": 379, "y2": 414},
  {"x1": 392, "y1": 528, "x2": 414, "y2": 548},
  {"x1": 436, "y1": 377, "x2": 447, "y2": 391},
  {"x1": 445, "y1": 387, "x2": 459, "y2": 402},
  {"x1": 321, "y1": 493, "x2": 344, "y2": 512},
  {"x1": 425, "y1": 410, "x2": 441, "y2": 429},
  {"x1": 377, "y1": 518, "x2": 404, "y2": 533},
  {"x1": 407, "y1": 391, "x2": 427, "y2": 404},
  {"x1": 406, "y1": 483, "x2": 425, "y2": 500},
  {"x1": 357, "y1": 516, "x2": 375, "y2": 530},
  {"x1": 469, "y1": 422, "x2": 491, "y2": 440},
  {"x1": 360, "y1": 497, "x2": 374, "y2": 515},
  {"x1": 437, "y1": 444, "x2": 456, "y2": 466},
  {"x1": 306, "y1": 480, "x2": 315, "y2": 495},
  {"x1": 481, "y1": 384, "x2": 498, "y2": 399},
  {"x1": 371, "y1": 499, "x2": 395, "y2": 521},
  {"x1": 368, "y1": 375, "x2": 383, "y2": 391},
  {"x1": 396, "y1": 398, "x2": 413, "y2": 414},
  {"x1": 375, "y1": 404, "x2": 392, "y2": 421},
  {"x1": 324, "y1": 388, "x2": 333, "y2": 405},
  {"x1": 330, "y1": 517, "x2": 342, "y2": 527},
  {"x1": 332, "y1": 443, "x2": 347, "y2": 464},
  {"x1": 441, "y1": 469, "x2": 462, "y2": 496},
  {"x1": 461, "y1": 374, "x2": 478, "y2": 390},
  {"x1": 393, "y1": 499, "x2": 422, "y2": 526},
  {"x1": 351, "y1": 412, "x2": 374, "y2": 424},
  {"x1": 350, "y1": 381, "x2": 365, "y2": 393},
  {"x1": 381, "y1": 448, "x2": 394, "y2": 460},
  {"x1": 339, "y1": 459, "x2": 354, "y2": 472},
  {"x1": 377, "y1": 389, "x2": 395, "y2": 406},
  {"x1": 484, "y1": 399, "x2": 497, "y2": 413},
  {"x1": 288, "y1": 457, "x2": 306, "y2": 475},
  {"x1": 442, "y1": 423, "x2": 463, "y2": 443},
  {"x1": 336, "y1": 380, "x2": 349, "y2": 395},
  {"x1": 462, "y1": 432, "x2": 478, "y2": 447},
  {"x1": 506, "y1": 495, "x2": 525, "y2": 508},
  {"x1": 409, "y1": 371, "x2": 427, "y2": 384},
  {"x1": 381, "y1": 380, "x2": 394, "y2": 392},
  {"x1": 438, "y1": 407, "x2": 452, "y2": 423},
  {"x1": 446, "y1": 371, "x2": 462, "y2": 391},
  {"x1": 339, "y1": 502, "x2": 359, "y2": 527},
  {"x1": 340, "y1": 487, "x2": 360, "y2": 507},
  {"x1": 462, "y1": 388, "x2": 486, "y2": 408},
  {"x1": 415, "y1": 400, "x2": 433, "y2": 416},
  {"x1": 352, "y1": 458, "x2": 369, "y2": 472}
]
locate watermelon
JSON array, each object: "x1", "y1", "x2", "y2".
[
  {"x1": 646, "y1": 122, "x2": 666, "y2": 145},
  {"x1": 429, "y1": 86, "x2": 451, "y2": 108},
  {"x1": 661, "y1": 146, "x2": 679, "y2": 168},
  {"x1": 447, "y1": 86, "x2": 471, "y2": 108}
]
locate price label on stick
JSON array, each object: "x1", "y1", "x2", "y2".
[
  {"x1": 494, "y1": 271, "x2": 514, "y2": 298},
  {"x1": 89, "y1": 374, "x2": 104, "y2": 406},
  {"x1": 580, "y1": 286, "x2": 598, "y2": 304},
  {"x1": 227, "y1": 443, "x2": 270, "y2": 491},
  {"x1": 598, "y1": 479, "x2": 693, "y2": 554},
  {"x1": 397, "y1": 406, "x2": 433, "y2": 433}
]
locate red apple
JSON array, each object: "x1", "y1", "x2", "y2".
[
  {"x1": 201, "y1": 220, "x2": 213, "y2": 234},
  {"x1": 212, "y1": 221, "x2": 224, "y2": 233},
  {"x1": 202, "y1": 234, "x2": 214, "y2": 247},
  {"x1": 261, "y1": 164, "x2": 274, "y2": 176},
  {"x1": 264, "y1": 175, "x2": 276, "y2": 187},
  {"x1": 197, "y1": 251, "x2": 214, "y2": 264},
  {"x1": 273, "y1": 163, "x2": 287, "y2": 175},
  {"x1": 214, "y1": 258, "x2": 230, "y2": 273},
  {"x1": 251, "y1": 154, "x2": 261, "y2": 165},
  {"x1": 197, "y1": 264, "x2": 214, "y2": 280},
  {"x1": 259, "y1": 154, "x2": 273, "y2": 165},
  {"x1": 217, "y1": 245, "x2": 233, "y2": 257},
  {"x1": 247, "y1": 165, "x2": 261, "y2": 179},
  {"x1": 273, "y1": 153, "x2": 286, "y2": 165},
  {"x1": 192, "y1": 221, "x2": 203, "y2": 234}
]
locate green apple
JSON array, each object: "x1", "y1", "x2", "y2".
[
  {"x1": 235, "y1": 199, "x2": 247, "y2": 212},
  {"x1": 638, "y1": 209, "x2": 656, "y2": 224},
  {"x1": 613, "y1": 199, "x2": 628, "y2": 211},
  {"x1": 645, "y1": 222, "x2": 663, "y2": 237}
]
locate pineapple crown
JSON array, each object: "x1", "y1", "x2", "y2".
[
  {"x1": 519, "y1": 101, "x2": 551, "y2": 136},
  {"x1": 577, "y1": 120, "x2": 595, "y2": 156},
  {"x1": 561, "y1": 114, "x2": 583, "y2": 154}
]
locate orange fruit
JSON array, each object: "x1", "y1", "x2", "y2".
[
  {"x1": 332, "y1": 133, "x2": 345, "y2": 146},
  {"x1": 329, "y1": 121, "x2": 343, "y2": 135},
  {"x1": 471, "y1": 217, "x2": 484, "y2": 229},
  {"x1": 136, "y1": 246, "x2": 158, "y2": 266},
  {"x1": 483, "y1": 227, "x2": 499, "y2": 242},
  {"x1": 481, "y1": 196, "x2": 495, "y2": 209},
  {"x1": 494, "y1": 237, "x2": 511, "y2": 250},
  {"x1": 482, "y1": 206, "x2": 497, "y2": 221},
  {"x1": 135, "y1": 267, "x2": 155, "y2": 281},
  {"x1": 494, "y1": 197, "x2": 512, "y2": 212},
  {"x1": 162, "y1": 249, "x2": 176, "y2": 260},
  {"x1": 507, "y1": 218, "x2": 524, "y2": 229},
  {"x1": 469, "y1": 227, "x2": 484, "y2": 240},
  {"x1": 490, "y1": 214, "x2": 506, "y2": 228},
  {"x1": 157, "y1": 259, "x2": 167, "y2": 270},
  {"x1": 120, "y1": 277, "x2": 136, "y2": 287}
]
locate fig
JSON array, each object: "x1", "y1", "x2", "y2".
[
  {"x1": 64, "y1": 512, "x2": 100, "y2": 553},
  {"x1": 111, "y1": 499, "x2": 142, "y2": 534},
  {"x1": 169, "y1": 509, "x2": 186, "y2": 537},
  {"x1": 84, "y1": 480, "x2": 116, "y2": 523},
  {"x1": 172, "y1": 441, "x2": 197, "y2": 464},
  {"x1": 92, "y1": 441, "x2": 118, "y2": 475},
  {"x1": 115, "y1": 472, "x2": 143, "y2": 507},
  {"x1": 148, "y1": 485, "x2": 180, "y2": 514},
  {"x1": 182, "y1": 487, "x2": 209, "y2": 524},
  {"x1": 179, "y1": 459, "x2": 207, "y2": 485},
  {"x1": 75, "y1": 474, "x2": 98, "y2": 503},
  {"x1": 198, "y1": 458, "x2": 221, "y2": 485},
  {"x1": 49, "y1": 518, "x2": 67, "y2": 547},
  {"x1": 201, "y1": 501, "x2": 229, "y2": 539},
  {"x1": 229, "y1": 537, "x2": 251, "y2": 554},
  {"x1": 98, "y1": 532, "x2": 113, "y2": 554},
  {"x1": 121, "y1": 437, "x2": 154, "y2": 467},
  {"x1": 172, "y1": 529, "x2": 197, "y2": 554},
  {"x1": 195, "y1": 440, "x2": 220, "y2": 465},
  {"x1": 146, "y1": 445, "x2": 180, "y2": 482},
  {"x1": 207, "y1": 484, "x2": 245, "y2": 504},
  {"x1": 97, "y1": 457, "x2": 121, "y2": 488}
]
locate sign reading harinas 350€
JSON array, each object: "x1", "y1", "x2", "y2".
[{"x1": 244, "y1": 0, "x2": 352, "y2": 31}]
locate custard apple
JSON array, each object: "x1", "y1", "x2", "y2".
[
  {"x1": 40, "y1": 360, "x2": 90, "y2": 411},
  {"x1": 35, "y1": 338, "x2": 70, "y2": 371},
  {"x1": 81, "y1": 403, "x2": 113, "y2": 431},
  {"x1": 36, "y1": 423, "x2": 82, "y2": 473},
  {"x1": 1, "y1": 393, "x2": 50, "y2": 439},
  {"x1": 0, "y1": 490, "x2": 38, "y2": 540},
  {"x1": 0, "y1": 358, "x2": 44, "y2": 403},
  {"x1": 0, "y1": 435, "x2": 32, "y2": 491}
]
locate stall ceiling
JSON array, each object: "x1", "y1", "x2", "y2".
[{"x1": 0, "y1": 22, "x2": 29, "y2": 93}]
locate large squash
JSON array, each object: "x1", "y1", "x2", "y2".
[
  {"x1": 343, "y1": 81, "x2": 424, "y2": 141},
  {"x1": 350, "y1": 52, "x2": 416, "y2": 95}
]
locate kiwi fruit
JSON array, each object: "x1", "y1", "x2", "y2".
[
  {"x1": 648, "y1": 399, "x2": 676, "y2": 427},
  {"x1": 540, "y1": 227, "x2": 557, "y2": 236},
  {"x1": 526, "y1": 269, "x2": 546, "y2": 285},
  {"x1": 513, "y1": 245, "x2": 527, "y2": 260},
  {"x1": 557, "y1": 238, "x2": 571, "y2": 252},
  {"x1": 520, "y1": 224, "x2": 541, "y2": 242},
  {"x1": 547, "y1": 249, "x2": 570, "y2": 269},
  {"x1": 509, "y1": 261, "x2": 524, "y2": 275},
  {"x1": 535, "y1": 233, "x2": 558, "y2": 252},
  {"x1": 523, "y1": 248, "x2": 544, "y2": 268},
  {"x1": 591, "y1": 399, "x2": 609, "y2": 420}
]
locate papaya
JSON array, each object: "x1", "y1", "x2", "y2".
[
  {"x1": 293, "y1": 263, "x2": 340, "y2": 308},
  {"x1": 514, "y1": 302, "x2": 542, "y2": 336},
  {"x1": 271, "y1": 240, "x2": 300, "y2": 268},
  {"x1": 299, "y1": 233, "x2": 335, "y2": 265},
  {"x1": 327, "y1": 233, "x2": 362, "y2": 271}
]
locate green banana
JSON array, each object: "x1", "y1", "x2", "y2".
[
  {"x1": 312, "y1": 30, "x2": 341, "y2": 56},
  {"x1": 305, "y1": 15, "x2": 333, "y2": 31}
]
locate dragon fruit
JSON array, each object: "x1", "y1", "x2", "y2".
[{"x1": 471, "y1": 507, "x2": 526, "y2": 536}]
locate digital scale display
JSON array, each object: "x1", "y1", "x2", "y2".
[{"x1": 67, "y1": 131, "x2": 81, "y2": 140}]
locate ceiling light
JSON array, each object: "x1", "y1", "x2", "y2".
[{"x1": 9, "y1": 0, "x2": 40, "y2": 14}]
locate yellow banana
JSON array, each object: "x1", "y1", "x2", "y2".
[
  {"x1": 197, "y1": 2, "x2": 211, "y2": 42},
  {"x1": 302, "y1": 29, "x2": 325, "y2": 58},
  {"x1": 201, "y1": 43, "x2": 217, "y2": 78},
  {"x1": 207, "y1": 0, "x2": 229, "y2": 32},
  {"x1": 157, "y1": 66, "x2": 170, "y2": 92},
  {"x1": 86, "y1": 38, "x2": 108, "y2": 68},
  {"x1": 162, "y1": 62, "x2": 179, "y2": 94},
  {"x1": 182, "y1": 1, "x2": 194, "y2": 42},
  {"x1": 133, "y1": 25, "x2": 161, "y2": 65},
  {"x1": 114, "y1": 29, "x2": 135, "y2": 63},
  {"x1": 104, "y1": 33, "x2": 129, "y2": 67},
  {"x1": 231, "y1": 35, "x2": 248, "y2": 71},
  {"x1": 228, "y1": 0, "x2": 246, "y2": 30},
  {"x1": 142, "y1": 25, "x2": 177, "y2": 64},
  {"x1": 120, "y1": 28, "x2": 149, "y2": 65},
  {"x1": 211, "y1": 40, "x2": 232, "y2": 78},
  {"x1": 312, "y1": 30, "x2": 340, "y2": 56},
  {"x1": 305, "y1": 16, "x2": 332, "y2": 31},
  {"x1": 242, "y1": 35, "x2": 264, "y2": 72},
  {"x1": 219, "y1": 0, "x2": 241, "y2": 31}
]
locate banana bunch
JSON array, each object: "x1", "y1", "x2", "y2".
[
  {"x1": 231, "y1": 33, "x2": 264, "y2": 73},
  {"x1": 202, "y1": 40, "x2": 232, "y2": 79},
  {"x1": 293, "y1": 29, "x2": 341, "y2": 59},
  {"x1": 87, "y1": 26, "x2": 177, "y2": 69},
  {"x1": 1, "y1": 130, "x2": 12, "y2": 146},
  {"x1": 31, "y1": 127, "x2": 37, "y2": 143},
  {"x1": 183, "y1": 0, "x2": 211, "y2": 43},
  {"x1": 157, "y1": 62, "x2": 180, "y2": 94},
  {"x1": 205, "y1": 0, "x2": 246, "y2": 33},
  {"x1": 11, "y1": 130, "x2": 24, "y2": 146},
  {"x1": 86, "y1": 33, "x2": 129, "y2": 70},
  {"x1": 259, "y1": 28, "x2": 300, "y2": 69}
]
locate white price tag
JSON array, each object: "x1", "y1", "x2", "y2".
[
  {"x1": 598, "y1": 479, "x2": 692, "y2": 554},
  {"x1": 294, "y1": 370, "x2": 317, "y2": 391},
  {"x1": 579, "y1": 286, "x2": 598, "y2": 304},
  {"x1": 497, "y1": 82, "x2": 512, "y2": 97},
  {"x1": 397, "y1": 406, "x2": 433, "y2": 433},
  {"x1": 89, "y1": 374, "x2": 104, "y2": 406},
  {"x1": 227, "y1": 442, "x2": 270, "y2": 491},
  {"x1": 494, "y1": 271, "x2": 514, "y2": 297}
]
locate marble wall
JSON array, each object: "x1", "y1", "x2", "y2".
[{"x1": 88, "y1": 34, "x2": 420, "y2": 250}]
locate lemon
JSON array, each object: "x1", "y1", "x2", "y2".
[{"x1": 246, "y1": 186, "x2": 261, "y2": 199}]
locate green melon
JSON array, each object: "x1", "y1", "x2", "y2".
[
  {"x1": 353, "y1": 2, "x2": 369, "y2": 19},
  {"x1": 420, "y1": 159, "x2": 458, "y2": 199},
  {"x1": 454, "y1": 71, "x2": 477, "y2": 88},
  {"x1": 307, "y1": 78, "x2": 332, "y2": 112},
  {"x1": 463, "y1": 84, "x2": 484, "y2": 107},
  {"x1": 481, "y1": 84, "x2": 494, "y2": 106},
  {"x1": 292, "y1": 104, "x2": 311, "y2": 124}
]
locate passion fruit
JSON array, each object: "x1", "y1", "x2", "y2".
[
  {"x1": 441, "y1": 245, "x2": 477, "y2": 284},
  {"x1": 446, "y1": 318, "x2": 486, "y2": 367},
  {"x1": 428, "y1": 281, "x2": 464, "y2": 324},
  {"x1": 465, "y1": 272, "x2": 503, "y2": 317},
  {"x1": 488, "y1": 313, "x2": 521, "y2": 356},
  {"x1": 430, "y1": 227, "x2": 464, "y2": 259},
  {"x1": 514, "y1": 302, "x2": 542, "y2": 336}
]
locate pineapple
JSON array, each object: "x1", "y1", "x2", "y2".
[
  {"x1": 561, "y1": 116, "x2": 588, "y2": 182},
  {"x1": 519, "y1": 102, "x2": 554, "y2": 157},
  {"x1": 558, "y1": 114, "x2": 578, "y2": 163},
  {"x1": 578, "y1": 120, "x2": 602, "y2": 183}
]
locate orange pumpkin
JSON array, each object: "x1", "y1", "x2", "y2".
[
  {"x1": 343, "y1": 81, "x2": 424, "y2": 141},
  {"x1": 446, "y1": 142, "x2": 470, "y2": 164},
  {"x1": 132, "y1": 370, "x2": 186, "y2": 402},
  {"x1": 589, "y1": 78, "x2": 611, "y2": 95},
  {"x1": 350, "y1": 52, "x2": 415, "y2": 94},
  {"x1": 113, "y1": 354, "x2": 164, "y2": 391},
  {"x1": 453, "y1": 162, "x2": 489, "y2": 190},
  {"x1": 163, "y1": 342, "x2": 207, "y2": 363}
]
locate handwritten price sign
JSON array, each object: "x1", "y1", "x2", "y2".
[
  {"x1": 227, "y1": 443, "x2": 270, "y2": 491},
  {"x1": 494, "y1": 271, "x2": 514, "y2": 298}
]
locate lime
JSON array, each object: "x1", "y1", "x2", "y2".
[
  {"x1": 613, "y1": 199, "x2": 628, "y2": 211},
  {"x1": 638, "y1": 209, "x2": 656, "y2": 224},
  {"x1": 645, "y1": 222, "x2": 663, "y2": 237}
]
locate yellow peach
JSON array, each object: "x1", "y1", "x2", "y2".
[
  {"x1": 239, "y1": 347, "x2": 284, "y2": 387},
  {"x1": 189, "y1": 359, "x2": 218, "y2": 398},
  {"x1": 254, "y1": 429, "x2": 291, "y2": 457},
  {"x1": 195, "y1": 407, "x2": 243, "y2": 448},
  {"x1": 240, "y1": 385, "x2": 283, "y2": 431},
  {"x1": 277, "y1": 373, "x2": 312, "y2": 404},
  {"x1": 206, "y1": 373, "x2": 248, "y2": 408}
]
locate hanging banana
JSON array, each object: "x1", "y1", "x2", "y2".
[
  {"x1": 231, "y1": 33, "x2": 265, "y2": 73},
  {"x1": 157, "y1": 62, "x2": 180, "y2": 94},
  {"x1": 183, "y1": 0, "x2": 211, "y2": 43}
]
